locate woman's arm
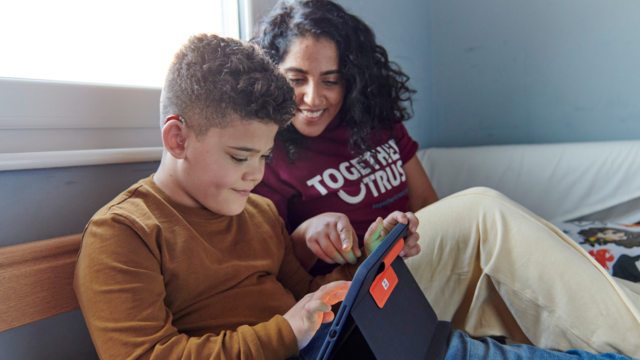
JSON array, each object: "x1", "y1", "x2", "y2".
[{"x1": 403, "y1": 154, "x2": 439, "y2": 212}]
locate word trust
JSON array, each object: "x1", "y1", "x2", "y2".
[{"x1": 306, "y1": 139, "x2": 407, "y2": 204}]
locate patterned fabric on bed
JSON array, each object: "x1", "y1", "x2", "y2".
[{"x1": 556, "y1": 221, "x2": 640, "y2": 283}]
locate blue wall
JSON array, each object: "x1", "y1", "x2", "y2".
[
  {"x1": 337, "y1": 0, "x2": 640, "y2": 148},
  {"x1": 0, "y1": 162, "x2": 159, "y2": 248}
]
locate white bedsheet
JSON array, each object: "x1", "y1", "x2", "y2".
[{"x1": 417, "y1": 140, "x2": 640, "y2": 223}]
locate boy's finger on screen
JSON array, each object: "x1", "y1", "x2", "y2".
[
  {"x1": 315, "y1": 281, "x2": 351, "y2": 301},
  {"x1": 304, "y1": 300, "x2": 331, "y2": 321},
  {"x1": 322, "y1": 311, "x2": 336, "y2": 323},
  {"x1": 323, "y1": 289, "x2": 349, "y2": 305},
  {"x1": 325, "y1": 289, "x2": 349, "y2": 304}
]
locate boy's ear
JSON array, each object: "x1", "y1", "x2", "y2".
[{"x1": 162, "y1": 120, "x2": 188, "y2": 159}]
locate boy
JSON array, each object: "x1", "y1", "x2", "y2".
[{"x1": 73, "y1": 33, "x2": 419, "y2": 359}]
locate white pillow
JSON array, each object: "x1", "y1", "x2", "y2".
[{"x1": 418, "y1": 140, "x2": 640, "y2": 223}]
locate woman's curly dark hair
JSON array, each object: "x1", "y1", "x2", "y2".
[
  {"x1": 161, "y1": 33, "x2": 296, "y2": 138},
  {"x1": 252, "y1": 0, "x2": 415, "y2": 161}
]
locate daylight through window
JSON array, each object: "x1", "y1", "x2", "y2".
[{"x1": 0, "y1": 0, "x2": 235, "y2": 87}]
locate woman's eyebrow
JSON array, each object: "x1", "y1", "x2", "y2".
[
  {"x1": 282, "y1": 67, "x2": 340, "y2": 76},
  {"x1": 283, "y1": 67, "x2": 307, "y2": 74},
  {"x1": 321, "y1": 70, "x2": 340, "y2": 76}
]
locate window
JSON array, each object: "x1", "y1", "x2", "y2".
[
  {"x1": 0, "y1": 0, "x2": 250, "y2": 170},
  {"x1": 0, "y1": 0, "x2": 237, "y2": 87}
]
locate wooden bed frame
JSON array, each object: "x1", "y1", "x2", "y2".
[{"x1": 0, "y1": 234, "x2": 82, "y2": 332}]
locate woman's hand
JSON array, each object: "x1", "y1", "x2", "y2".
[
  {"x1": 291, "y1": 213, "x2": 361, "y2": 270},
  {"x1": 283, "y1": 281, "x2": 351, "y2": 350},
  {"x1": 363, "y1": 211, "x2": 420, "y2": 258}
]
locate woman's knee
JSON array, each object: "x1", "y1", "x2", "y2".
[
  {"x1": 415, "y1": 187, "x2": 510, "y2": 223},
  {"x1": 452, "y1": 187, "x2": 509, "y2": 200},
  {"x1": 429, "y1": 187, "x2": 515, "y2": 214}
]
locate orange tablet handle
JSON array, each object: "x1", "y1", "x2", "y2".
[{"x1": 369, "y1": 238, "x2": 404, "y2": 308}]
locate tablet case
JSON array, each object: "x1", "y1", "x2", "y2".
[{"x1": 317, "y1": 223, "x2": 452, "y2": 360}]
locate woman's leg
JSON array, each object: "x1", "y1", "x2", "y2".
[
  {"x1": 405, "y1": 187, "x2": 640, "y2": 356},
  {"x1": 446, "y1": 330, "x2": 635, "y2": 360}
]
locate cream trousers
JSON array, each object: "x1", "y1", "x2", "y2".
[{"x1": 405, "y1": 187, "x2": 640, "y2": 357}]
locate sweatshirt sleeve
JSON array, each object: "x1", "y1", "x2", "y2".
[
  {"x1": 393, "y1": 123, "x2": 419, "y2": 163},
  {"x1": 74, "y1": 214, "x2": 298, "y2": 360}
]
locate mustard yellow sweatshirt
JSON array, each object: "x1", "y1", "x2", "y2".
[{"x1": 74, "y1": 176, "x2": 362, "y2": 360}]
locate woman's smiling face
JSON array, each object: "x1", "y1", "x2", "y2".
[{"x1": 279, "y1": 36, "x2": 345, "y2": 137}]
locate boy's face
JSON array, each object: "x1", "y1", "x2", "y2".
[{"x1": 178, "y1": 118, "x2": 278, "y2": 215}]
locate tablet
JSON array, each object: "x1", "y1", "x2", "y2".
[{"x1": 317, "y1": 222, "x2": 452, "y2": 360}]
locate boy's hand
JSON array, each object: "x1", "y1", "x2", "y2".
[
  {"x1": 363, "y1": 211, "x2": 421, "y2": 258},
  {"x1": 292, "y1": 213, "x2": 361, "y2": 268},
  {"x1": 283, "y1": 281, "x2": 351, "y2": 350}
]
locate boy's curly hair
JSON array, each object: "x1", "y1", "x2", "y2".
[
  {"x1": 160, "y1": 33, "x2": 296, "y2": 137},
  {"x1": 252, "y1": 0, "x2": 415, "y2": 161}
]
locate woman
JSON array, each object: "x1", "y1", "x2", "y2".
[
  {"x1": 253, "y1": 0, "x2": 438, "y2": 272},
  {"x1": 251, "y1": 0, "x2": 640, "y2": 356}
]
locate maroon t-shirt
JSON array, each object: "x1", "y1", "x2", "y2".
[{"x1": 253, "y1": 118, "x2": 418, "y2": 274}]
